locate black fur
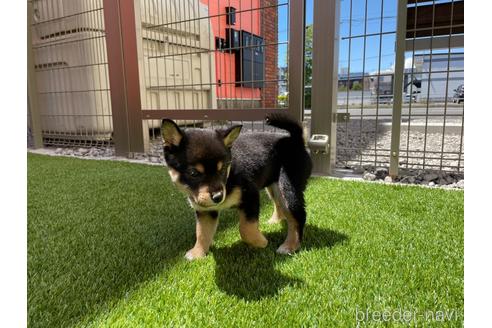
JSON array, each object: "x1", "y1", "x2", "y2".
[{"x1": 163, "y1": 113, "x2": 312, "y2": 249}]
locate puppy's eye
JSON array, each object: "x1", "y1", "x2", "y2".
[{"x1": 188, "y1": 168, "x2": 201, "y2": 178}]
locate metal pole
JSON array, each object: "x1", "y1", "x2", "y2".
[
  {"x1": 27, "y1": 1, "x2": 43, "y2": 149},
  {"x1": 310, "y1": 0, "x2": 340, "y2": 175},
  {"x1": 103, "y1": 0, "x2": 144, "y2": 156},
  {"x1": 133, "y1": 0, "x2": 150, "y2": 153},
  {"x1": 287, "y1": 0, "x2": 305, "y2": 122},
  {"x1": 389, "y1": 0, "x2": 408, "y2": 177}
]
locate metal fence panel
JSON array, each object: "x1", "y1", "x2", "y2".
[
  {"x1": 29, "y1": 0, "x2": 113, "y2": 148},
  {"x1": 334, "y1": 0, "x2": 464, "y2": 174},
  {"x1": 136, "y1": 0, "x2": 300, "y2": 159}
]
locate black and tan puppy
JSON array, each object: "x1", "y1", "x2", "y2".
[{"x1": 162, "y1": 113, "x2": 312, "y2": 260}]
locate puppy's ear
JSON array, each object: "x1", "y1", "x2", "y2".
[
  {"x1": 162, "y1": 119, "x2": 183, "y2": 147},
  {"x1": 218, "y1": 125, "x2": 242, "y2": 147}
]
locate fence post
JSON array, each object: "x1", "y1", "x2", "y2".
[
  {"x1": 310, "y1": 0, "x2": 340, "y2": 175},
  {"x1": 389, "y1": 0, "x2": 408, "y2": 177},
  {"x1": 27, "y1": 1, "x2": 43, "y2": 149},
  {"x1": 287, "y1": 0, "x2": 305, "y2": 122},
  {"x1": 132, "y1": 0, "x2": 150, "y2": 153},
  {"x1": 103, "y1": 0, "x2": 144, "y2": 156}
]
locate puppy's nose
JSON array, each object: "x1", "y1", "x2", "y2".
[{"x1": 211, "y1": 191, "x2": 223, "y2": 203}]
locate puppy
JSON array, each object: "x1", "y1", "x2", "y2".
[{"x1": 162, "y1": 113, "x2": 312, "y2": 260}]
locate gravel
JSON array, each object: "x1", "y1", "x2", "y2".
[
  {"x1": 362, "y1": 172, "x2": 376, "y2": 181},
  {"x1": 375, "y1": 167, "x2": 389, "y2": 179},
  {"x1": 356, "y1": 165, "x2": 465, "y2": 189},
  {"x1": 336, "y1": 118, "x2": 464, "y2": 171},
  {"x1": 423, "y1": 173, "x2": 439, "y2": 182},
  {"x1": 334, "y1": 118, "x2": 464, "y2": 189}
]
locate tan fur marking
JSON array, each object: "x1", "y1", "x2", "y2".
[
  {"x1": 196, "y1": 185, "x2": 212, "y2": 206},
  {"x1": 185, "y1": 212, "x2": 218, "y2": 260},
  {"x1": 277, "y1": 210, "x2": 301, "y2": 254},
  {"x1": 239, "y1": 211, "x2": 268, "y2": 248},
  {"x1": 194, "y1": 163, "x2": 205, "y2": 173},
  {"x1": 168, "y1": 168, "x2": 180, "y2": 183},
  {"x1": 168, "y1": 169, "x2": 189, "y2": 194},
  {"x1": 217, "y1": 161, "x2": 223, "y2": 171},
  {"x1": 266, "y1": 184, "x2": 286, "y2": 224}
]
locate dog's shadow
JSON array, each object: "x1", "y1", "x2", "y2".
[{"x1": 211, "y1": 225, "x2": 348, "y2": 301}]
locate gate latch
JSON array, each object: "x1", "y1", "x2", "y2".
[{"x1": 308, "y1": 134, "x2": 329, "y2": 154}]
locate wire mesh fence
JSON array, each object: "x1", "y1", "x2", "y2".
[
  {"x1": 333, "y1": 0, "x2": 464, "y2": 173},
  {"x1": 28, "y1": 0, "x2": 292, "y2": 153},
  {"x1": 136, "y1": 0, "x2": 291, "y2": 158},
  {"x1": 29, "y1": 0, "x2": 112, "y2": 148},
  {"x1": 27, "y1": 0, "x2": 464, "y2": 175}
]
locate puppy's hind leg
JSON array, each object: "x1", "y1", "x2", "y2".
[
  {"x1": 276, "y1": 170, "x2": 307, "y2": 255},
  {"x1": 238, "y1": 186, "x2": 268, "y2": 248},
  {"x1": 266, "y1": 183, "x2": 286, "y2": 225}
]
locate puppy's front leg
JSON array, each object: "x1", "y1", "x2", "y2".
[{"x1": 185, "y1": 211, "x2": 218, "y2": 261}]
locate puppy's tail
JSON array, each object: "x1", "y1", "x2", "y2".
[{"x1": 265, "y1": 113, "x2": 304, "y2": 143}]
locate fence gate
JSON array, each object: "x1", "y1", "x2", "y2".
[{"x1": 104, "y1": 0, "x2": 305, "y2": 156}]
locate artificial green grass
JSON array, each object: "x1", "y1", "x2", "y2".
[{"x1": 28, "y1": 153, "x2": 464, "y2": 327}]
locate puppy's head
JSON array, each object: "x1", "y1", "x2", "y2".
[{"x1": 162, "y1": 119, "x2": 242, "y2": 208}]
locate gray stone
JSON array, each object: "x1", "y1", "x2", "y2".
[
  {"x1": 352, "y1": 166, "x2": 365, "y2": 174},
  {"x1": 445, "y1": 175, "x2": 455, "y2": 184},
  {"x1": 423, "y1": 173, "x2": 439, "y2": 181},
  {"x1": 78, "y1": 148, "x2": 90, "y2": 155},
  {"x1": 55, "y1": 148, "x2": 63, "y2": 154},
  {"x1": 375, "y1": 167, "x2": 389, "y2": 179},
  {"x1": 91, "y1": 148, "x2": 102, "y2": 156},
  {"x1": 384, "y1": 176, "x2": 393, "y2": 183},
  {"x1": 362, "y1": 172, "x2": 376, "y2": 181},
  {"x1": 428, "y1": 181, "x2": 435, "y2": 187},
  {"x1": 149, "y1": 156, "x2": 160, "y2": 163},
  {"x1": 438, "y1": 178, "x2": 447, "y2": 185},
  {"x1": 456, "y1": 180, "x2": 464, "y2": 188}
]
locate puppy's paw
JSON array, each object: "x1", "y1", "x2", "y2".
[
  {"x1": 255, "y1": 234, "x2": 269, "y2": 248},
  {"x1": 276, "y1": 242, "x2": 300, "y2": 255},
  {"x1": 184, "y1": 247, "x2": 207, "y2": 261},
  {"x1": 244, "y1": 233, "x2": 268, "y2": 248}
]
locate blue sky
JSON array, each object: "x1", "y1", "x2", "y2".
[{"x1": 277, "y1": 0, "x2": 398, "y2": 74}]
